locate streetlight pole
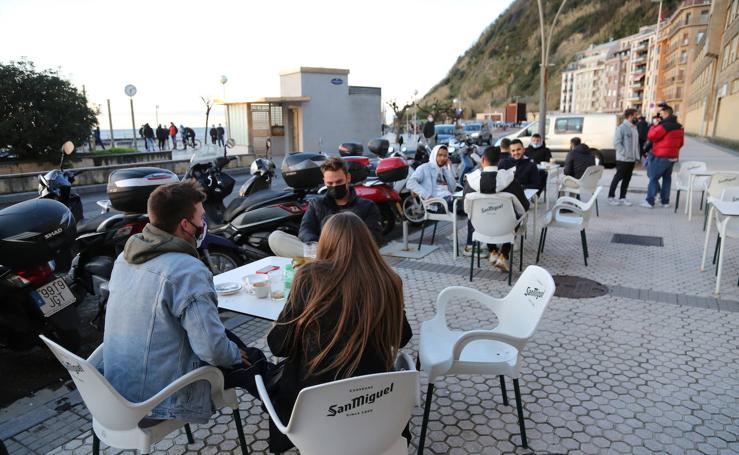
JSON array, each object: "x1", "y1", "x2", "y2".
[
  {"x1": 107, "y1": 99, "x2": 116, "y2": 148},
  {"x1": 155, "y1": 105, "x2": 159, "y2": 125},
  {"x1": 536, "y1": 0, "x2": 568, "y2": 141},
  {"x1": 220, "y1": 75, "x2": 229, "y2": 138}
]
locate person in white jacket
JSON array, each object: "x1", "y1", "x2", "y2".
[
  {"x1": 406, "y1": 145, "x2": 458, "y2": 212},
  {"x1": 462, "y1": 146, "x2": 530, "y2": 272}
]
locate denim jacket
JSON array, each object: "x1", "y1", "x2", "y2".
[{"x1": 102, "y1": 224, "x2": 241, "y2": 423}]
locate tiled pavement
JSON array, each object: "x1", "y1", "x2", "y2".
[{"x1": 4, "y1": 138, "x2": 739, "y2": 454}]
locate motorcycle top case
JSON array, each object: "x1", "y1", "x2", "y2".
[
  {"x1": 281, "y1": 153, "x2": 327, "y2": 190},
  {"x1": 107, "y1": 167, "x2": 179, "y2": 213},
  {"x1": 0, "y1": 199, "x2": 77, "y2": 269},
  {"x1": 342, "y1": 156, "x2": 370, "y2": 184},
  {"x1": 367, "y1": 138, "x2": 390, "y2": 158},
  {"x1": 338, "y1": 142, "x2": 364, "y2": 157},
  {"x1": 376, "y1": 157, "x2": 409, "y2": 183}
]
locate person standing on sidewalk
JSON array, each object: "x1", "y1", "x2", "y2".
[
  {"x1": 608, "y1": 108, "x2": 640, "y2": 206},
  {"x1": 641, "y1": 105, "x2": 684, "y2": 209},
  {"x1": 169, "y1": 122, "x2": 178, "y2": 150}
]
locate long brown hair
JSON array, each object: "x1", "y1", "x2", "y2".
[{"x1": 283, "y1": 211, "x2": 404, "y2": 378}]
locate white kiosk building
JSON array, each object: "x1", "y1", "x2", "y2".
[{"x1": 223, "y1": 67, "x2": 381, "y2": 155}]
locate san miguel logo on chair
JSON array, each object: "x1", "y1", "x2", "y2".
[
  {"x1": 718, "y1": 177, "x2": 737, "y2": 184},
  {"x1": 326, "y1": 382, "x2": 395, "y2": 417},
  {"x1": 481, "y1": 203, "x2": 504, "y2": 214}
]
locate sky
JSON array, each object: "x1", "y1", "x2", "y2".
[{"x1": 0, "y1": 0, "x2": 514, "y2": 129}]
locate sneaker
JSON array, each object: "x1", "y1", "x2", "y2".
[
  {"x1": 607, "y1": 198, "x2": 620, "y2": 206},
  {"x1": 660, "y1": 203, "x2": 670, "y2": 208},
  {"x1": 639, "y1": 201, "x2": 654, "y2": 209},
  {"x1": 488, "y1": 250, "x2": 500, "y2": 264},
  {"x1": 462, "y1": 245, "x2": 474, "y2": 257},
  {"x1": 495, "y1": 256, "x2": 510, "y2": 272},
  {"x1": 620, "y1": 198, "x2": 633, "y2": 206}
]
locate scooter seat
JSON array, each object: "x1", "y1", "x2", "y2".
[
  {"x1": 223, "y1": 189, "x2": 295, "y2": 223},
  {"x1": 76, "y1": 213, "x2": 114, "y2": 234}
]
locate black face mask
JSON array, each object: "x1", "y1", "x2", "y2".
[{"x1": 326, "y1": 184, "x2": 348, "y2": 200}]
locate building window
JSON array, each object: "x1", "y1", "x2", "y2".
[
  {"x1": 680, "y1": 50, "x2": 688, "y2": 64},
  {"x1": 696, "y1": 31, "x2": 705, "y2": 44},
  {"x1": 685, "y1": 12, "x2": 692, "y2": 25},
  {"x1": 700, "y1": 9, "x2": 709, "y2": 21},
  {"x1": 554, "y1": 117, "x2": 584, "y2": 134},
  {"x1": 683, "y1": 33, "x2": 689, "y2": 45}
]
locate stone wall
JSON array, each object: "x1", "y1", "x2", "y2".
[{"x1": 0, "y1": 151, "x2": 173, "y2": 175}]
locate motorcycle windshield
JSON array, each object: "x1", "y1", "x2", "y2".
[
  {"x1": 43, "y1": 170, "x2": 70, "y2": 192},
  {"x1": 189, "y1": 148, "x2": 221, "y2": 167}
]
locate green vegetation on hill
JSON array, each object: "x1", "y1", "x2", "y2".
[{"x1": 422, "y1": 0, "x2": 682, "y2": 116}]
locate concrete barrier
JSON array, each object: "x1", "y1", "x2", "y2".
[
  {"x1": 0, "y1": 151, "x2": 174, "y2": 175},
  {"x1": 0, "y1": 154, "x2": 256, "y2": 194}
]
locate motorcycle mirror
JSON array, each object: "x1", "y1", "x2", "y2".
[
  {"x1": 62, "y1": 141, "x2": 75, "y2": 155},
  {"x1": 388, "y1": 146, "x2": 394, "y2": 153}
]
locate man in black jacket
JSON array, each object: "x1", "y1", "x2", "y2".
[
  {"x1": 463, "y1": 146, "x2": 530, "y2": 272},
  {"x1": 564, "y1": 140, "x2": 596, "y2": 179},
  {"x1": 524, "y1": 133, "x2": 551, "y2": 164},
  {"x1": 268, "y1": 158, "x2": 382, "y2": 257},
  {"x1": 499, "y1": 139, "x2": 540, "y2": 189}
]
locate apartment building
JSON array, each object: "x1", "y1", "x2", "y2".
[
  {"x1": 560, "y1": 64, "x2": 576, "y2": 113},
  {"x1": 603, "y1": 44, "x2": 630, "y2": 113},
  {"x1": 561, "y1": 42, "x2": 617, "y2": 113},
  {"x1": 654, "y1": 0, "x2": 711, "y2": 119}
]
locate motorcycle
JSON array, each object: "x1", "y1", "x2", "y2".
[
  {"x1": 0, "y1": 199, "x2": 83, "y2": 352},
  {"x1": 38, "y1": 141, "x2": 84, "y2": 221}
]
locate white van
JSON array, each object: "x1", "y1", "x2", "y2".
[{"x1": 495, "y1": 113, "x2": 619, "y2": 167}]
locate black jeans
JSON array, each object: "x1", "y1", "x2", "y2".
[{"x1": 608, "y1": 161, "x2": 635, "y2": 199}]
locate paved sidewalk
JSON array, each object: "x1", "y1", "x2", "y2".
[{"x1": 4, "y1": 139, "x2": 739, "y2": 454}]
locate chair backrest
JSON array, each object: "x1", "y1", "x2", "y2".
[
  {"x1": 467, "y1": 193, "x2": 519, "y2": 238},
  {"x1": 707, "y1": 173, "x2": 739, "y2": 198},
  {"x1": 675, "y1": 161, "x2": 707, "y2": 189},
  {"x1": 720, "y1": 187, "x2": 739, "y2": 202},
  {"x1": 496, "y1": 265, "x2": 555, "y2": 342},
  {"x1": 578, "y1": 165, "x2": 604, "y2": 192},
  {"x1": 39, "y1": 336, "x2": 144, "y2": 431},
  {"x1": 285, "y1": 370, "x2": 419, "y2": 455}
]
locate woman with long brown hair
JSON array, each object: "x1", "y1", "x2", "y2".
[{"x1": 266, "y1": 211, "x2": 412, "y2": 453}]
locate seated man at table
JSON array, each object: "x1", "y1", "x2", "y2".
[
  {"x1": 564, "y1": 138, "x2": 596, "y2": 179},
  {"x1": 499, "y1": 139, "x2": 540, "y2": 190},
  {"x1": 462, "y1": 146, "x2": 530, "y2": 272},
  {"x1": 268, "y1": 157, "x2": 383, "y2": 257},
  {"x1": 406, "y1": 144, "x2": 462, "y2": 214},
  {"x1": 103, "y1": 180, "x2": 263, "y2": 425}
]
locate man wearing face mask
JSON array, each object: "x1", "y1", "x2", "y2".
[
  {"x1": 524, "y1": 133, "x2": 552, "y2": 165},
  {"x1": 103, "y1": 180, "x2": 264, "y2": 426},
  {"x1": 268, "y1": 157, "x2": 383, "y2": 257}
]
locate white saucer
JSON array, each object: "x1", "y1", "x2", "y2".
[{"x1": 216, "y1": 282, "x2": 242, "y2": 295}]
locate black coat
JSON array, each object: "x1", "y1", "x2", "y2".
[
  {"x1": 524, "y1": 145, "x2": 551, "y2": 165},
  {"x1": 298, "y1": 188, "x2": 383, "y2": 244},
  {"x1": 267, "y1": 262, "x2": 412, "y2": 452},
  {"x1": 564, "y1": 144, "x2": 596, "y2": 179},
  {"x1": 499, "y1": 157, "x2": 540, "y2": 190}
]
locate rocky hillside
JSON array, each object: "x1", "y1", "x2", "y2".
[{"x1": 422, "y1": 0, "x2": 682, "y2": 116}]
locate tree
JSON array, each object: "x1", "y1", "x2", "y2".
[
  {"x1": 386, "y1": 100, "x2": 413, "y2": 143},
  {"x1": 417, "y1": 99, "x2": 456, "y2": 123},
  {"x1": 0, "y1": 60, "x2": 97, "y2": 160},
  {"x1": 201, "y1": 96, "x2": 214, "y2": 145}
]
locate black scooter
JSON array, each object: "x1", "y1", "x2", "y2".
[{"x1": 38, "y1": 141, "x2": 84, "y2": 222}]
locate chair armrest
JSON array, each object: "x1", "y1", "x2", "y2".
[
  {"x1": 87, "y1": 344, "x2": 103, "y2": 368},
  {"x1": 432, "y1": 286, "x2": 506, "y2": 327},
  {"x1": 255, "y1": 375, "x2": 288, "y2": 434},
  {"x1": 550, "y1": 203, "x2": 584, "y2": 218},
  {"x1": 136, "y1": 366, "x2": 226, "y2": 414},
  {"x1": 395, "y1": 352, "x2": 416, "y2": 372},
  {"x1": 553, "y1": 196, "x2": 587, "y2": 209},
  {"x1": 452, "y1": 330, "x2": 526, "y2": 360},
  {"x1": 423, "y1": 197, "x2": 451, "y2": 216}
]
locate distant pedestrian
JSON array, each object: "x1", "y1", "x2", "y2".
[
  {"x1": 635, "y1": 115, "x2": 648, "y2": 157},
  {"x1": 156, "y1": 124, "x2": 166, "y2": 150},
  {"x1": 185, "y1": 127, "x2": 196, "y2": 147},
  {"x1": 422, "y1": 115, "x2": 435, "y2": 147},
  {"x1": 217, "y1": 124, "x2": 225, "y2": 146},
  {"x1": 608, "y1": 108, "x2": 640, "y2": 206},
  {"x1": 209, "y1": 124, "x2": 217, "y2": 145},
  {"x1": 94, "y1": 126, "x2": 105, "y2": 150},
  {"x1": 180, "y1": 125, "x2": 188, "y2": 150},
  {"x1": 143, "y1": 123, "x2": 155, "y2": 151},
  {"x1": 641, "y1": 105, "x2": 684, "y2": 209},
  {"x1": 169, "y1": 122, "x2": 178, "y2": 150}
]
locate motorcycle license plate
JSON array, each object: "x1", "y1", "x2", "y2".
[{"x1": 32, "y1": 278, "x2": 76, "y2": 318}]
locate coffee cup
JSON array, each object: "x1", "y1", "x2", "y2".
[{"x1": 245, "y1": 274, "x2": 269, "y2": 298}]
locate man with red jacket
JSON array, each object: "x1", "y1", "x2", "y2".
[{"x1": 641, "y1": 105, "x2": 684, "y2": 208}]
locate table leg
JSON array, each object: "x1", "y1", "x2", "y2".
[
  {"x1": 687, "y1": 174, "x2": 694, "y2": 220},
  {"x1": 700, "y1": 206, "x2": 714, "y2": 272},
  {"x1": 533, "y1": 196, "x2": 538, "y2": 244}
]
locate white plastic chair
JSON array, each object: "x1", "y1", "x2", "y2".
[
  {"x1": 559, "y1": 165, "x2": 603, "y2": 216},
  {"x1": 416, "y1": 266, "x2": 556, "y2": 453},
  {"x1": 465, "y1": 192, "x2": 527, "y2": 286},
  {"x1": 703, "y1": 173, "x2": 739, "y2": 230},
  {"x1": 39, "y1": 336, "x2": 249, "y2": 455},
  {"x1": 673, "y1": 161, "x2": 708, "y2": 213},
  {"x1": 537, "y1": 187, "x2": 603, "y2": 267},
  {"x1": 700, "y1": 187, "x2": 739, "y2": 295},
  {"x1": 416, "y1": 195, "x2": 461, "y2": 257},
  {"x1": 255, "y1": 353, "x2": 420, "y2": 455}
]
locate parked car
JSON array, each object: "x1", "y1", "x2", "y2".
[
  {"x1": 434, "y1": 124, "x2": 455, "y2": 145},
  {"x1": 463, "y1": 123, "x2": 492, "y2": 145},
  {"x1": 495, "y1": 113, "x2": 619, "y2": 167}
]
